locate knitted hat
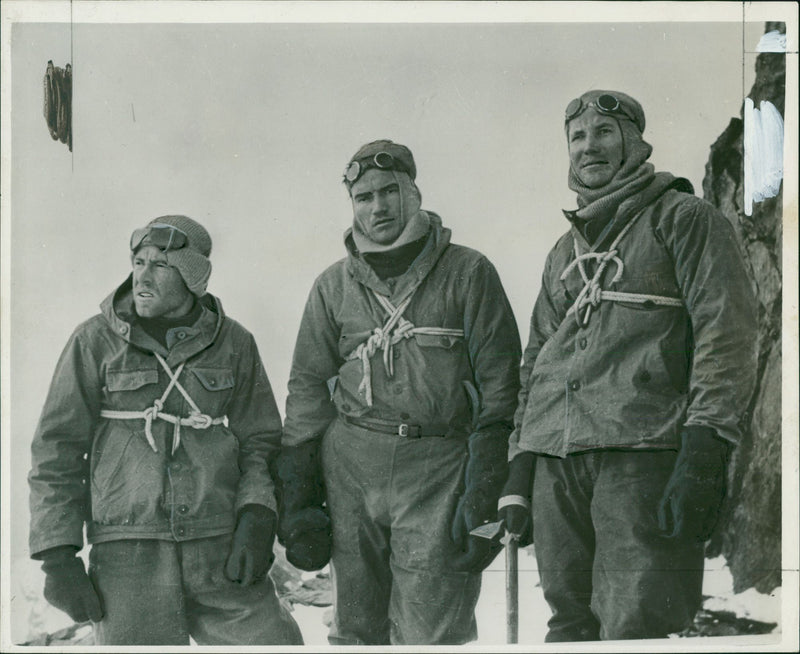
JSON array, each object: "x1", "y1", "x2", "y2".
[
  {"x1": 564, "y1": 90, "x2": 646, "y2": 134},
  {"x1": 130, "y1": 215, "x2": 212, "y2": 296},
  {"x1": 343, "y1": 139, "x2": 417, "y2": 189}
]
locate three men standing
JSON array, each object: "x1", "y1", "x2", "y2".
[
  {"x1": 29, "y1": 100, "x2": 758, "y2": 645},
  {"x1": 278, "y1": 140, "x2": 521, "y2": 645},
  {"x1": 499, "y1": 90, "x2": 758, "y2": 641}
]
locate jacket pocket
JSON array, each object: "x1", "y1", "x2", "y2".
[
  {"x1": 414, "y1": 333, "x2": 462, "y2": 349},
  {"x1": 192, "y1": 367, "x2": 235, "y2": 391},
  {"x1": 91, "y1": 424, "x2": 165, "y2": 526},
  {"x1": 612, "y1": 271, "x2": 682, "y2": 310},
  {"x1": 189, "y1": 367, "x2": 235, "y2": 417},
  {"x1": 105, "y1": 369, "x2": 158, "y2": 392}
]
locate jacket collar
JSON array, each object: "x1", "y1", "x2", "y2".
[
  {"x1": 101, "y1": 275, "x2": 225, "y2": 367},
  {"x1": 344, "y1": 211, "x2": 452, "y2": 305},
  {"x1": 563, "y1": 173, "x2": 694, "y2": 253}
]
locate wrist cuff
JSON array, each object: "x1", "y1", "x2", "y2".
[{"x1": 498, "y1": 495, "x2": 531, "y2": 511}]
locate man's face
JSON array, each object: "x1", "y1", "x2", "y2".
[
  {"x1": 567, "y1": 108, "x2": 625, "y2": 189},
  {"x1": 351, "y1": 168, "x2": 406, "y2": 245},
  {"x1": 132, "y1": 245, "x2": 194, "y2": 319}
]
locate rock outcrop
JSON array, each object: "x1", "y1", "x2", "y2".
[{"x1": 703, "y1": 22, "x2": 785, "y2": 594}]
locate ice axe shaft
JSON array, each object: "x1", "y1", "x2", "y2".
[
  {"x1": 470, "y1": 520, "x2": 519, "y2": 644},
  {"x1": 506, "y1": 536, "x2": 519, "y2": 643}
]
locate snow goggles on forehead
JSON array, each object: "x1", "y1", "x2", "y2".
[
  {"x1": 130, "y1": 223, "x2": 188, "y2": 252},
  {"x1": 565, "y1": 94, "x2": 638, "y2": 125},
  {"x1": 343, "y1": 151, "x2": 410, "y2": 184}
]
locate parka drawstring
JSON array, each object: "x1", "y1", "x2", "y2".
[
  {"x1": 347, "y1": 289, "x2": 464, "y2": 406},
  {"x1": 561, "y1": 211, "x2": 682, "y2": 326},
  {"x1": 100, "y1": 352, "x2": 228, "y2": 454}
]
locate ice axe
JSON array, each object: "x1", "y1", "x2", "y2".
[{"x1": 471, "y1": 519, "x2": 519, "y2": 644}]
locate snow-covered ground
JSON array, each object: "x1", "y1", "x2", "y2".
[
  {"x1": 279, "y1": 550, "x2": 783, "y2": 647},
  {"x1": 8, "y1": 550, "x2": 783, "y2": 647}
]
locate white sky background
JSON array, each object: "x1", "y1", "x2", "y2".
[{"x1": 2, "y1": 0, "x2": 798, "y2": 648}]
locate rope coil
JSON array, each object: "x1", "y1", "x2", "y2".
[{"x1": 43, "y1": 60, "x2": 72, "y2": 151}]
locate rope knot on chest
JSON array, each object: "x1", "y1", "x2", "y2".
[
  {"x1": 560, "y1": 212, "x2": 683, "y2": 326},
  {"x1": 346, "y1": 290, "x2": 464, "y2": 406},
  {"x1": 100, "y1": 352, "x2": 228, "y2": 454}
]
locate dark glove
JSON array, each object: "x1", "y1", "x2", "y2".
[
  {"x1": 276, "y1": 439, "x2": 332, "y2": 571},
  {"x1": 657, "y1": 426, "x2": 730, "y2": 541},
  {"x1": 450, "y1": 429, "x2": 509, "y2": 573},
  {"x1": 281, "y1": 506, "x2": 332, "y2": 571},
  {"x1": 40, "y1": 546, "x2": 103, "y2": 623},
  {"x1": 224, "y1": 504, "x2": 277, "y2": 585},
  {"x1": 497, "y1": 451, "x2": 535, "y2": 547}
]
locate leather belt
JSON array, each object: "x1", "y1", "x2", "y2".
[{"x1": 341, "y1": 415, "x2": 449, "y2": 439}]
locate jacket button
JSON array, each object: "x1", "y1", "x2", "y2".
[
  {"x1": 342, "y1": 403, "x2": 351, "y2": 412},
  {"x1": 177, "y1": 331, "x2": 186, "y2": 339},
  {"x1": 119, "y1": 325, "x2": 128, "y2": 334},
  {"x1": 394, "y1": 385, "x2": 403, "y2": 395},
  {"x1": 569, "y1": 380, "x2": 580, "y2": 391},
  {"x1": 178, "y1": 505, "x2": 189, "y2": 514},
  {"x1": 208, "y1": 379, "x2": 216, "y2": 386},
  {"x1": 176, "y1": 527, "x2": 186, "y2": 537},
  {"x1": 579, "y1": 338, "x2": 588, "y2": 350}
]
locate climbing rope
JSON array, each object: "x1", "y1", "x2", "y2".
[
  {"x1": 43, "y1": 60, "x2": 72, "y2": 151},
  {"x1": 561, "y1": 211, "x2": 683, "y2": 326},
  {"x1": 100, "y1": 353, "x2": 228, "y2": 454},
  {"x1": 346, "y1": 289, "x2": 464, "y2": 406}
]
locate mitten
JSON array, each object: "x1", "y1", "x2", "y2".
[
  {"x1": 450, "y1": 429, "x2": 509, "y2": 573},
  {"x1": 224, "y1": 504, "x2": 277, "y2": 585},
  {"x1": 40, "y1": 546, "x2": 103, "y2": 623},
  {"x1": 276, "y1": 439, "x2": 332, "y2": 571},
  {"x1": 657, "y1": 426, "x2": 730, "y2": 541}
]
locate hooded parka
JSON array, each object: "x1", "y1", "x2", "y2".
[
  {"x1": 28, "y1": 277, "x2": 283, "y2": 556},
  {"x1": 508, "y1": 170, "x2": 758, "y2": 641},
  {"x1": 285, "y1": 212, "x2": 521, "y2": 446},
  {"x1": 283, "y1": 213, "x2": 521, "y2": 644},
  {"x1": 509, "y1": 174, "x2": 758, "y2": 459}
]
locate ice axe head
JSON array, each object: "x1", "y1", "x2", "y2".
[
  {"x1": 470, "y1": 520, "x2": 505, "y2": 540},
  {"x1": 470, "y1": 520, "x2": 519, "y2": 546}
]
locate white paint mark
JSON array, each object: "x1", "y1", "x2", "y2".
[
  {"x1": 756, "y1": 30, "x2": 787, "y2": 53},
  {"x1": 743, "y1": 98, "x2": 784, "y2": 216}
]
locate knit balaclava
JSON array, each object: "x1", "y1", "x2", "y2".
[
  {"x1": 131, "y1": 215, "x2": 212, "y2": 296},
  {"x1": 565, "y1": 90, "x2": 655, "y2": 219},
  {"x1": 343, "y1": 140, "x2": 430, "y2": 254}
]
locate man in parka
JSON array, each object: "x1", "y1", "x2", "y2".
[
  {"x1": 28, "y1": 215, "x2": 302, "y2": 646},
  {"x1": 277, "y1": 140, "x2": 521, "y2": 645},
  {"x1": 498, "y1": 91, "x2": 758, "y2": 641}
]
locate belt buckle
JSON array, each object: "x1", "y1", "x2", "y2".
[{"x1": 398, "y1": 423, "x2": 422, "y2": 439}]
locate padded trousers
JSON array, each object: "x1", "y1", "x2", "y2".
[
  {"x1": 89, "y1": 534, "x2": 303, "y2": 646},
  {"x1": 533, "y1": 450, "x2": 705, "y2": 641},
  {"x1": 321, "y1": 418, "x2": 481, "y2": 645}
]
